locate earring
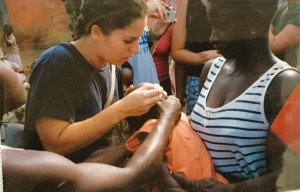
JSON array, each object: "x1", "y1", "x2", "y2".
[{"x1": 250, "y1": 28, "x2": 256, "y2": 35}]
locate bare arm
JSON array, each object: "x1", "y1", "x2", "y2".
[
  {"x1": 171, "y1": 0, "x2": 219, "y2": 65},
  {"x1": 61, "y1": 96, "x2": 181, "y2": 192},
  {"x1": 36, "y1": 83, "x2": 164, "y2": 156},
  {"x1": 3, "y1": 96, "x2": 181, "y2": 192},
  {"x1": 2, "y1": 148, "x2": 79, "y2": 192},
  {"x1": 269, "y1": 24, "x2": 300, "y2": 55},
  {"x1": 171, "y1": 0, "x2": 197, "y2": 64},
  {"x1": 84, "y1": 143, "x2": 131, "y2": 165}
]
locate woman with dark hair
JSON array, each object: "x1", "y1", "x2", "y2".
[
  {"x1": 0, "y1": 23, "x2": 182, "y2": 190},
  {"x1": 23, "y1": 0, "x2": 170, "y2": 163}
]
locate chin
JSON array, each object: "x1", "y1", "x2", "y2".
[
  {"x1": 110, "y1": 60, "x2": 125, "y2": 65},
  {"x1": 216, "y1": 49, "x2": 232, "y2": 59},
  {"x1": 221, "y1": 52, "x2": 236, "y2": 60}
]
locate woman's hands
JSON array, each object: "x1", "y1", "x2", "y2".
[
  {"x1": 120, "y1": 83, "x2": 166, "y2": 117},
  {"x1": 146, "y1": 0, "x2": 168, "y2": 20},
  {"x1": 198, "y1": 50, "x2": 222, "y2": 64},
  {"x1": 146, "y1": 0, "x2": 176, "y2": 43}
]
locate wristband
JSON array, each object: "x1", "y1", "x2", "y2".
[{"x1": 148, "y1": 30, "x2": 161, "y2": 42}]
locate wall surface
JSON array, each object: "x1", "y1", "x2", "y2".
[{"x1": 4, "y1": 0, "x2": 72, "y2": 48}]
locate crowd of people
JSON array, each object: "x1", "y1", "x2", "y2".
[{"x1": 1, "y1": 0, "x2": 300, "y2": 191}]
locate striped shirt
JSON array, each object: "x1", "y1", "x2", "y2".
[{"x1": 191, "y1": 57, "x2": 292, "y2": 179}]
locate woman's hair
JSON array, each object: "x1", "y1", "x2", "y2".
[
  {"x1": 3, "y1": 24, "x2": 13, "y2": 36},
  {"x1": 73, "y1": 0, "x2": 148, "y2": 40}
]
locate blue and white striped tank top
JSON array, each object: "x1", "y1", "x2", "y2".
[{"x1": 191, "y1": 57, "x2": 292, "y2": 179}]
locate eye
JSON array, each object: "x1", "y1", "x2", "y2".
[{"x1": 124, "y1": 39, "x2": 133, "y2": 44}]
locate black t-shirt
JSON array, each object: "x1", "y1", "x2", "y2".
[{"x1": 24, "y1": 42, "x2": 121, "y2": 163}]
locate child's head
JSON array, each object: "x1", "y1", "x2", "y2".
[
  {"x1": 121, "y1": 62, "x2": 134, "y2": 94},
  {"x1": 121, "y1": 62, "x2": 159, "y2": 131},
  {"x1": 126, "y1": 105, "x2": 159, "y2": 131}
]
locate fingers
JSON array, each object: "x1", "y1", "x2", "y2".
[
  {"x1": 124, "y1": 83, "x2": 153, "y2": 96},
  {"x1": 147, "y1": 0, "x2": 166, "y2": 20},
  {"x1": 122, "y1": 84, "x2": 166, "y2": 116},
  {"x1": 23, "y1": 82, "x2": 30, "y2": 90},
  {"x1": 172, "y1": 173, "x2": 196, "y2": 191},
  {"x1": 122, "y1": 83, "x2": 172, "y2": 117},
  {"x1": 124, "y1": 85, "x2": 134, "y2": 96},
  {"x1": 198, "y1": 50, "x2": 222, "y2": 61},
  {"x1": 124, "y1": 83, "x2": 165, "y2": 102},
  {"x1": 131, "y1": 83, "x2": 164, "y2": 96}
]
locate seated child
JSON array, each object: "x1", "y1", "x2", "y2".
[
  {"x1": 122, "y1": 62, "x2": 227, "y2": 189},
  {"x1": 126, "y1": 106, "x2": 228, "y2": 184}
]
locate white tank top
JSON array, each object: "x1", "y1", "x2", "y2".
[{"x1": 191, "y1": 57, "x2": 293, "y2": 179}]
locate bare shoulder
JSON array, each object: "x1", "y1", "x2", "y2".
[
  {"x1": 265, "y1": 68, "x2": 300, "y2": 123},
  {"x1": 271, "y1": 69, "x2": 300, "y2": 101}
]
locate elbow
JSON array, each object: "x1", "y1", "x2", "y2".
[
  {"x1": 37, "y1": 118, "x2": 75, "y2": 156},
  {"x1": 171, "y1": 52, "x2": 180, "y2": 63},
  {"x1": 171, "y1": 49, "x2": 187, "y2": 64},
  {"x1": 39, "y1": 133, "x2": 73, "y2": 156}
]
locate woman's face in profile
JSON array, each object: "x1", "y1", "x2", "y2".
[
  {"x1": 208, "y1": 0, "x2": 277, "y2": 41},
  {"x1": 96, "y1": 16, "x2": 147, "y2": 66},
  {"x1": 206, "y1": 1, "x2": 275, "y2": 58}
]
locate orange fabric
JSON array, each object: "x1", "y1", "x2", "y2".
[
  {"x1": 271, "y1": 84, "x2": 300, "y2": 155},
  {"x1": 126, "y1": 113, "x2": 228, "y2": 184}
]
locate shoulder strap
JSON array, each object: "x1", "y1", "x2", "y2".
[{"x1": 104, "y1": 64, "x2": 116, "y2": 109}]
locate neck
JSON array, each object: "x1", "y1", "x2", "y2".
[
  {"x1": 233, "y1": 38, "x2": 276, "y2": 73},
  {"x1": 71, "y1": 38, "x2": 106, "y2": 70}
]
